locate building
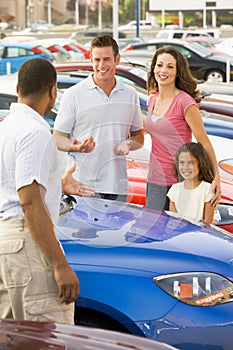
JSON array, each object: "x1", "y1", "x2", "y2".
[
  {"x1": 149, "y1": 0, "x2": 233, "y2": 28},
  {"x1": 0, "y1": 0, "x2": 72, "y2": 28}
]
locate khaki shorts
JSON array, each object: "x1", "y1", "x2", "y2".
[{"x1": 0, "y1": 217, "x2": 74, "y2": 324}]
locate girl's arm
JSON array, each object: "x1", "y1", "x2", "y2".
[
  {"x1": 169, "y1": 200, "x2": 177, "y2": 212},
  {"x1": 203, "y1": 201, "x2": 215, "y2": 224}
]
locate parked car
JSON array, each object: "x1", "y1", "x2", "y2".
[
  {"x1": 54, "y1": 194, "x2": 233, "y2": 350},
  {"x1": 122, "y1": 39, "x2": 233, "y2": 83},
  {"x1": 35, "y1": 39, "x2": 71, "y2": 62},
  {"x1": 118, "y1": 20, "x2": 156, "y2": 31},
  {"x1": 156, "y1": 29, "x2": 221, "y2": 39},
  {"x1": 0, "y1": 42, "x2": 54, "y2": 74},
  {"x1": 200, "y1": 99, "x2": 233, "y2": 118},
  {"x1": 0, "y1": 319, "x2": 178, "y2": 350},
  {"x1": 198, "y1": 81, "x2": 233, "y2": 97},
  {"x1": 215, "y1": 37, "x2": 233, "y2": 56},
  {"x1": 37, "y1": 38, "x2": 85, "y2": 62},
  {"x1": 181, "y1": 36, "x2": 226, "y2": 55},
  {"x1": 118, "y1": 37, "x2": 146, "y2": 50},
  {"x1": 69, "y1": 39, "x2": 91, "y2": 59},
  {"x1": 0, "y1": 73, "x2": 65, "y2": 129}
]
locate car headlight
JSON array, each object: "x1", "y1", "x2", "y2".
[{"x1": 153, "y1": 272, "x2": 233, "y2": 306}]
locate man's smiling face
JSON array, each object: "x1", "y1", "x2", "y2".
[{"x1": 91, "y1": 46, "x2": 120, "y2": 85}]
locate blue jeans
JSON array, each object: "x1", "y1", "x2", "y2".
[{"x1": 146, "y1": 182, "x2": 171, "y2": 211}]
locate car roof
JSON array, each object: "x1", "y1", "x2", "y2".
[{"x1": 0, "y1": 42, "x2": 40, "y2": 49}]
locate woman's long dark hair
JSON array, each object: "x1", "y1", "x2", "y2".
[
  {"x1": 174, "y1": 142, "x2": 215, "y2": 183},
  {"x1": 147, "y1": 46, "x2": 201, "y2": 103}
]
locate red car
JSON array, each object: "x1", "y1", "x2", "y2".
[{"x1": 0, "y1": 319, "x2": 177, "y2": 350}]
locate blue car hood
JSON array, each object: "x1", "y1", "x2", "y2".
[{"x1": 56, "y1": 198, "x2": 233, "y2": 276}]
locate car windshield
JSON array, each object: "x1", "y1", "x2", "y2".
[
  {"x1": 32, "y1": 45, "x2": 53, "y2": 57},
  {"x1": 185, "y1": 42, "x2": 213, "y2": 57}
]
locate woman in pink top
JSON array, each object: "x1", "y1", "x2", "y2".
[{"x1": 145, "y1": 46, "x2": 221, "y2": 211}]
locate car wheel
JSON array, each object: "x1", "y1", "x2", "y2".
[
  {"x1": 205, "y1": 70, "x2": 225, "y2": 83},
  {"x1": 74, "y1": 307, "x2": 130, "y2": 333}
]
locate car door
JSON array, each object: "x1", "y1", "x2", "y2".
[{"x1": 0, "y1": 46, "x2": 34, "y2": 74}]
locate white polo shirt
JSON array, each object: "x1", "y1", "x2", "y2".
[
  {"x1": 0, "y1": 103, "x2": 61, "y2": 223},
  {"x1": 54, "y1": 74, "x2": 143, "y2": 194}
]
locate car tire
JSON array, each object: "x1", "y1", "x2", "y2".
[{"x1": 204, "y1": 70, "x2": 225, "y2": 83}]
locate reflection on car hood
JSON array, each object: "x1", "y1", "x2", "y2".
[{"x1": 56, "y1": 197, "x2": 233, "y2": 276}]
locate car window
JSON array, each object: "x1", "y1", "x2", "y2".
[
  {"x1": 0, "y1": 46, "x2": 4, "y2": 58},
  {"x1": 33, "y1": 45, "x2": 53, "y2": 57},
  {"x1": 115, "y1": 74, "x2": 138, "y2": 87},
  {"x1": 0, "y1": 94, "x2": 17, "y2": 109},
  {"x1": 160, "y1": 44, "x2": 191, "y2": 58},
  {"x1": 128, "y1": 67, "x2": 148, "y2": 80},
  {"x1": 5, "y1": 47, "x2": 34, "y2": 58},
  {"x1": 173, "y1": 33, "x2": 183, "y2": 38},
  {"x1": 185, "y1": 42, "x2": 212, "y2": 57},
  {"x1": 140, "y1": 44, "x2": 158, "y2": 52}
]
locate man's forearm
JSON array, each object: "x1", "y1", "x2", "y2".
[
  {"x1": 128, "y1": 130, "x2": 144, "y2": 150},
  {"x1": 53, "y1": 131, "x2": 72, "y2": 152},
  {"x1": 18, "y1": 183, "x2": 68, "y2": 268}
]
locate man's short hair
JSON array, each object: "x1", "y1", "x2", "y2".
[
  {"x1": 90, "y1": 34, "x2": 119, "y2": 58},
  {"x1": 17, "y1": 58, "x2": 57, "y2": 97}
]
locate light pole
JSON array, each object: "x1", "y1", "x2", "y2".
[
  {"x1": 75, "y1": 0, "x2": 79, "y2": 27},
  {"x1": 113, "y1": 0, "x2": 119, "y2": 41},
  {"x1": 136, "y1": 0, "x2": 140, "y2": 37},
  {"x1": 47, "y1": 0, "x2": 52, "y2": 25}
]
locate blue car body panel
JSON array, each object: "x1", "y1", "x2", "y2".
[
  {"x1": 56, "y1": 197, "x2": 233, "y2": 350},
  {"x1": 0, "y1": 42, "x2": 53, "y2": 75}
]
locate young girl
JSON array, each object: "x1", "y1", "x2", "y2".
[{"x1": 167, "y1": 142, "x2": 215, "y2": 224}]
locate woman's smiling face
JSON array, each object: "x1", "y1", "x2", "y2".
[{"x1": 154, "y1": 53, "x2": 177, "y2": 86}]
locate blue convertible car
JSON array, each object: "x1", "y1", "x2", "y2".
[{"x1": 56, "y1": 197, "x2": 233, "y2": 350}]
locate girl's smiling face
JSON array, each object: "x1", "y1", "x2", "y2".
[{"x1": 178, "y1": 151, "x2": 200, "y2": 182}]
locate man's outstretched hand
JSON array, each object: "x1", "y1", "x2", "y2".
[{"x1": 61, "y1": 163, "x2": 95, "y2": 196}]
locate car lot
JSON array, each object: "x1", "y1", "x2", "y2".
[
  {"x1": 121, "y1": 39, "x2": 233, "y2": 82},
  {"x1": 0, "y1": 72, "x2": 232, "y2": 233},
  {"x1": 55, "y1": 195, "x2": 233, "y2": 350}
]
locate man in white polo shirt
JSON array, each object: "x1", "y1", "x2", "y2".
[
  {"x1": 0, "y1": 58, "x2": 94, "y2": 323},
  {"x1": 53, "y1": 34, "x2": 144, "y2": 202}
]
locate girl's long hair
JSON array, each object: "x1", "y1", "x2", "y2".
[
  {"x1": 147, "y1": 46, "x2": 201, "y2": 103},
  {"x1": 174, "y1": 142, "x2": 215, "y2": 183}
]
